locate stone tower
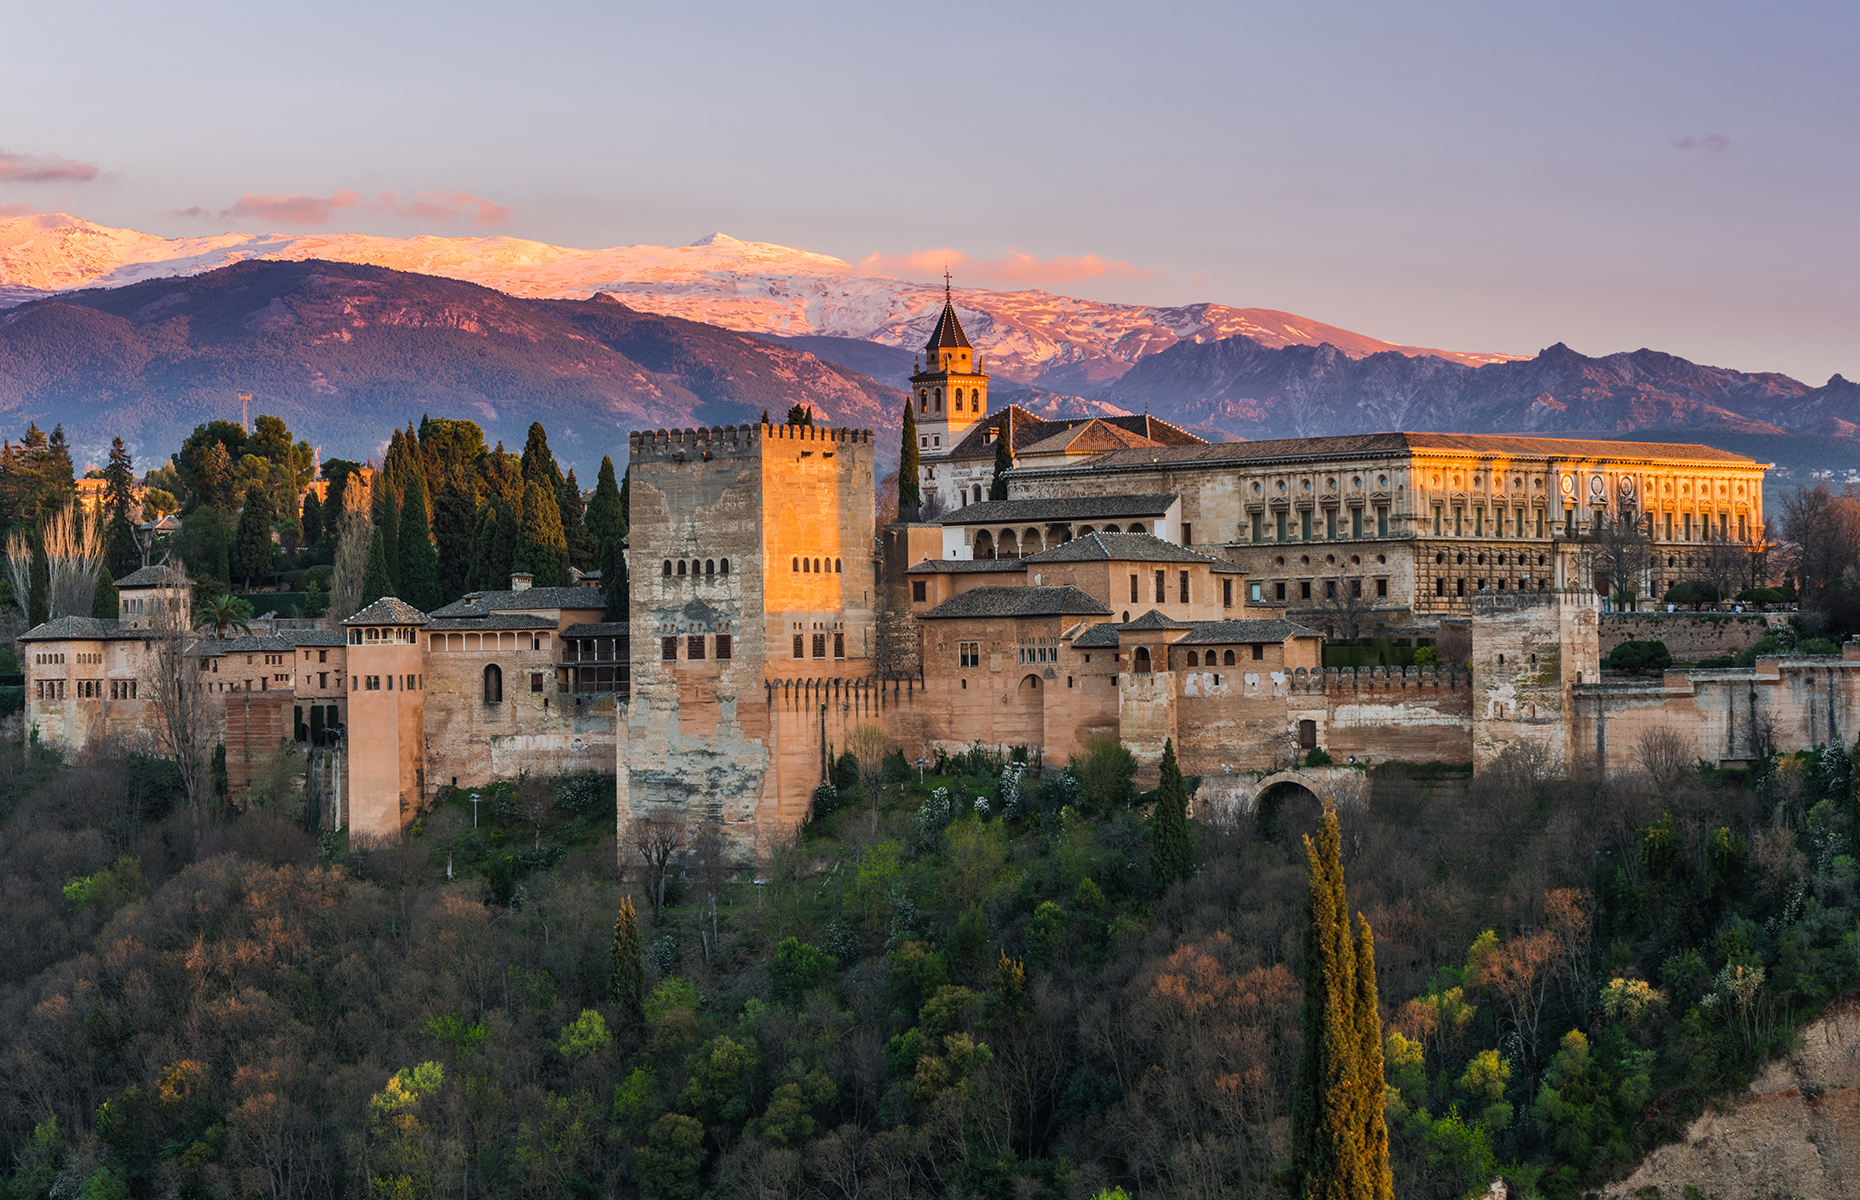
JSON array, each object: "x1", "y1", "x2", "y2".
[
  {"x1": 909, "y1": 280, "x2": 988, "y2": 509},
  {"x1": 342, "y1": 598, "x2": 429, "y2": 840}
]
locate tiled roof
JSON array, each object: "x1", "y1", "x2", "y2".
[
  {"x1": 1017, "y1": 419, "x2": 1164, "y2": 458},
  {"x1": 1071, "y1": 622, "x2": 1125, "y2": 647},
  {"x1": 1036, "y1": 431, "x2": 1760, "y2": 474},
  {"x1": 940, "y1": 493, "x2": 1177, "y2": 526},
  {"x1": 944, "y1": 406, "x2": 1205, "y2": 465},
  {"x1": 114, "y1": 564, "x2": 188, "y2": 588},
  {"x1": 1121, "y1": 609, "x2": 1193, "y2": 631},
  {"x1": 284, "y1": 630, "x2": 348, "y2": 646},
  {"x1": 1022, "y1": 532, "x2": 1242, "y2": 570},
  {"x1": 428, "y1": 586, "x2": 606, "y2": 618},
  {"x1": 559, "y1": 622, "x2": 631, "y2": 638},
  {"x1": 198, "y1": 634, "x2": 296, "y2": 656},
  {"x1": 342, "y1": 597, "x2": 431, "y2": 626},
  {"x1": 906, "y1": 558, "x2": 1025, "y2": 574},
  {"x1": 427, "y1": 615, "x2": 560, "y2": 632},
  {"x1": 923, "y1": 300, "x2": 972, "y2": 351},
  {"x1": 1176, "y1": 618, "x2": 1323, "y2": 644},
  {"x1": 919, "y1": 586, "x2": 1113, "y2": 620},
  {"x1": 18, "y1": 616, "x2": 145, "y2": 642}
]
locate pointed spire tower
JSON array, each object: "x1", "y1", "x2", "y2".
[{"x1": 908, "y1": 274, "x2": 989, "y2": 510}]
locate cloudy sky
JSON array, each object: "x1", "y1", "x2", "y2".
[{"x1": 6, "y1": 0, "x2": 1855, "y2": 382}]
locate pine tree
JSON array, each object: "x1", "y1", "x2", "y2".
[
  {"x1": 103, "y1": 437, "x2": 141, "y2": 581},
  {"x1": 1284, "y1": 804, "x2": 1391, "y2": 1199},
  {"x1": 515, "y1": 479, "x2": 571, "y2": 587},
  {"x1": 600, "y1": 535, "x2": 628, "y2": 622},
  {"x1": 612, "y1": 896, "x2": 645, "y2": 1028},
  {"x1": 231, "y1": 484, "x2": 275, "y2": 589},
  {"x1": 91, "y1": 572, "x2": 119, "y2": 620},
  {"x1": 1149, "y1": 737, "x2": 1194, "y2": 886},
  {"x1": 990, "y1": 418, "x2": 1013, "y2": 501},
  {"x1": 433, "y1": 481, "x2": 477, "y2": 602},
  {"x1": 300, "y1": 489, "x2": 323, "y2": 551},
  {"x1": 761, "y1": 409, "x2": 770, "y2": 426},
  {"x1": 586, "y1": 456, "x2": 625, "y2": 545},
  {"x1": 396, "y1": 463, "x2": 441, "y2": 611},
  {"x1": 559, "y1": 467, "x2": 597, "y2": 570},
  {"x1": 359, "y1": 523, "x2": 393, "y2": 609},
  {"x1": 898, "y1": 403, "x2": 921, "y2": 515},
  {"x1": 519, "y1": 422, "x2": 564, "y2": 494},
  {"x1": 786, "y1": 404, "x2": 813, "y2": 426}
]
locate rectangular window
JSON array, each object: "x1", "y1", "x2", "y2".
[
  {"x1": 1130, "y1": 575, "x2": 1139, "y2": 603},
  {"x1": 1276, "y1": 512, "x2": 1288, "y2": 541},
  {"x1": 1252, "y1": 643, "x2": 1264, "y2": 660},
  {"x1": 1376, "y1": 579, "x2": 1388, "y2": 598},
  {"x1": 1436, "y1": 578, "x2": 1445, "y2": 596},
  {"x1": 366, "y1": 675, "x2": 381, "y2": 690},
  {"x1": 662, "y1": 637, "x2": 678, "y2": 661},
  {"x1": 1250, "y1": 513, "x2": 1263, "y2": 542},
  {"x1": 834, "y1": 633, "x2": 845, "y2": 659},
  {"x1": 1250, "y1": 582, "x2": 1262, "y2": 602},
  {"x1": 959, "y1": 641, "x2": 980, "y2": 668},
  {"x1": 1738, "y1": 514, "x2": 1747, "y2": 542},
  {"x1": 1300, "y1": 581, "x2": 1311, "y2": 600},
  {"x1": 1536, "y1": 510, "x2": 1544, "y2": 537},
  {"x1": 716, "y1": 635, "x2": 732, "y2": 660},
  {"x1": 1664, "y1": 512, "x2": 1673, "y2": 539},
  {"x1": 1275, "y1": 582, "x2": 1286, "y2": 601},
  {"x1": 793, "y1": 634, "x2": 804, "y2": 659},
  {"x1": 1377, "y1": 507, "x2": 1388, "y2": 536},
  {"x1": 1179, "y1": 571, "x2": 1189, "y2": 603},
  {"x1": 1719, "y1": 513, "x2": 1728, "y2": 539},
  {"x1": 1457, "y1": 579, "x2": 1465, "y2": 596},
  {"x1": 1683, "y1": 513, "x2": 1692, "y2": 540},
  {"x1": 1223, "y1": 578, "x2": 1234, "y2": 608},
  {"x1": 812, "y1": 633, "x2": 827, "y2": 659},
  {"x1": 1326, "y1": 580, "x2": 1337, "y2": 599},
  {"x1": 1454, "y1": 507, "x2": 1463, "y2": 535},
  {"x1": 1351, "y1": 579, "x2": 1362, "y2": 598},
  {"x1": 1301, "y1": 512, "x2": 1312, "y2": 540},
  {"x1": 912, "y1": 580, "x2": 927, "y2": 602},
  {"x1": 1352, "y1": 509, "x2": 1363, "y2": 538},
  {"x1": 1475, "y1": 508, "x2": 1484, "y2": 536},
  {"x1": 319, "y1": 672, "x2": 328, "y2": 688},
  {"x1": 1182, "y1": 522, "x2": 1192, "y2": 545},
  {"x1": 687, "y1": 635, "x2": 705, "y2": 660},
  {"x1": 1516, "y1": 507, "x2": 1526, "y2": 536},
  {"x1": 531, "y1": 672, "x2": 543, "y2": 693},
  {"x1": 1153, "y1": 570, "x2": 1165, "y2": 603}
]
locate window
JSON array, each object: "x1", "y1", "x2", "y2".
[
  {"x1": 812, "y1": 633, "x2": 827, "y2": 658},
  {"x1": 834, "y1": 632, "x2": 845, "y2": 659},
  {"x1": 1223, "y1": 578, "x2": 1234, "y2": 608},
  {"x1": 1250, "y1": 513, "x2": 1263, "y2": 542},
  {"x1": 319, "y1": 672, "x2": 328, "y2": 688},
  {"x1": 835, "y1": 558, "x2": 842, "y2": 573},
  {"x1": 1129, "y1": 575, "x2": 1139, "y2": 603},
  {"x1": 793, "y1": 634, "x2": 804, "y2": 659},
  {"x1": 792, "y1": 557, "x2": 799, "y2": 572},
  {"x1": 1352, "y1": 509, "x2": 1363, "y2": 538},
  {"x1": 959, "y1": 641, "x2": 980, "y2": 668},
  {"x1": 1179, "y1": 571, "x2": 1189, "y2": 603},
  {"x1": 662, "y1": 637, "x2": 678, "y2": 661},
  {"x1": 1182, "y1": 522, "x2": 1192, "y2": 545},
  {"x1": 677, "y1": 560, "x2": 687, "y2": 576},
  {"x1": 1133, "y1": 646, "x2": 1152, "y2": 673},
  {"x1": 1186, "y1": 651, "x2": 1198, "y2": 667},
  {"x1": 720, "y1": 559, "x2": 730, "y2": 575},
  {"x1": 1436, "y1": 578, "x2": 1445, "y2": 596},
  {"x1": 483, "y1": 664, "x2": 502, "y2": 702},
  {"x1": 1351, "y1": 579, "x2": 1362, "y2": 599},
  {"x1": 318, "y1": 649, "x2": 327, "y2": 663},
  {"x1": 1275, "y1": 582, "x2": 1286, "y2": 601},
  {"x1": 366, "y1": 675, "x2": 381, "y2": 691},
  {"x1": 1300, "y1": 581, "x2": 1311, "y2": 600},
  {"x1": 1377, "y1": 507, "x2": 1388, "y2": 536},
  {"x1": 1301, "y1": 512, "x2": 1313, "y2": 540},
  {"x1": 1154, "y1": 570, "x2": 1165, "y2": 603},
  {"x1": 663, "y1": 561, "x2": 672, "y2": 576},
  {"x1": 1457, "y1": 579, "x2": 1465, "y2": 596},
  {"x1": 1376, "y1": 579, "x2": 1388, "y2": 598},
  {"x1": 803, "y1": 558, "x2": 811, "y2": 573},
  {"x1": 1298, "y1": 719, "x2": 1316, "y2": 749},
  {"x1": 1326, "y1": 581, "x2": 1337, "y2": 599},
  {"x1": 531, "y1": 672, "x2": 543, "y2": 693},
  {"x1": 1276, "y1": 512, "x2": 1288, "y2": 541},
  {"x1": 912, "y1": 580, "x2": 927, "y2": 602},
  {"x1": 688, "y1": 635, "x2": 706, "y2": 660},
  {"x1": 1433, "y1": 505, "x2": 1442, "y2": 534},
  {"x1": 716, "y1": 635, "x2": 732, "y2": 660},
  {"x1": 1454, "y1": 507, "x2": 1463, "y2": 535},
  {"x1": 1225, "y1": 650, "x2": 1237, "y2": 665}
]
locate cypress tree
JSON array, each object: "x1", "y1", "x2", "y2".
[
  {"x1": 990, "y1": 419, "x2": 1013, "y2": 500},
  {"x1": 899, "y1": 403, "x2": 921, "y2": 515},
  {"x1": 1284, "y1": 804, "x2": 1390, "y2": 1199},
  {"x1": 466, "y1": 505, "x2": 499, "y2": 593},
  {"x1": 519, "y1": 422, "x2": 564, "y2": 494},
  {"x1": 396, "y1": 463, "x2": 441, "y2": 611},
  {"x1": 490, "y1": 498, "x2": 521, "y2": 589},
  {"x1": 359, "y1": 522, "x2": 393, "y2": 609},
  {"x1": 618, "y1": 467, "x2": 629, "y2": 538},
  {"x1": 103, "y1": 437, "x2": 141, "y2": 581},
  {"x1": 600, "y1": 535, "x2": 628, "y2": 622},
  {"x1": 28, "y1": 537, "x2": 48, "y2": 627},
  {"x1": 231, "y1": 483, "x2": 275, "y2": 589},
  {"x1": 1149, "y1": 737, "x2": 1194, "y2": 886},
  {"x1": 377, "y1": 481, "x2": 400, "y2": 597},
  {"x1": 515, "y1": 479, "x2": 571, "y2": 588},
  {"x1": 586, "y1": 456, "x2": 625, "y2": 545},
  {"x1": 559, "y1": 467, "x2": 597, "y2": 570},
  {"x1": 300, "y1": 489, "x2": 323, "y2": 551},
  {"x1": 433, "y1": 481, "x2": 477, "y2": 602},
  {"x1": 91, "y1": 571, "x2": 119, "y2": 620},
  {"x1": 612, "y1": 896, "x2": 645, "y2": 1028}
]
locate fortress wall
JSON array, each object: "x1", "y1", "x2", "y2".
[{"x1": 1598, "y1": 612, "x2": 1785, "y2": 659}]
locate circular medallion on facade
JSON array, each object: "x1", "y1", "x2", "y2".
[
  {"x1": 1619, "y1": 475, "x2": 1636, "y2": 500},
  {"x1": 1560, "y1": 474, "x2": 1575, "y2": 497},
  {"x1": 1589, "y1": 474, "x2": 1606, "y2": 499}
]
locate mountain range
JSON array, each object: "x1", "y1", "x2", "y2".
[{"x1": 0, "y1": 212, "x2": 1853, "y2": 478}]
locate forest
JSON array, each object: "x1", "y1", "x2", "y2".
[{"x1": 0, "y1": 717, "x2": 1854, "y2": 1199}]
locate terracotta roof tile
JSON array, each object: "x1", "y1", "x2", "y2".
[{"x1": 919, "y1": 586, "x2": 1113, "y2": 620}]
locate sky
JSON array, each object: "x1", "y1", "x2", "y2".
[{"x1": 4, "y1": 0, "x2": 1856, "y2": 384}]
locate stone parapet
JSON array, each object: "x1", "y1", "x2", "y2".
[
  {"x1": 627, "y1": 424, "x2": 872, "y2": 463},
  {"x1": 1290, "y1": 664, "x2": 1470, "y2": 692}
]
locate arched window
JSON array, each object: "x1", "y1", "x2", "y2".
[
  {"x1": 719, "y1": 559, "x2": 730, "y2": 575},
  {"x1": 919, "y1": 392, "x2": 928, "y2": 413},
  {"x1": 705, "y1": 559, "x2": 715, "y2": 575},
  {"x1": 676, "y1": 560, "x2": 687, "y2": 576},
  {"x1": 834, "y1": 558, "x2": 842, "y2": 573},
  {"x1": 1134, "y1": 647, "x2": 1152, "y2": 674},
  {"x1": 792, "y1": 557, "x2": 799, "y2": 572},
  {"x1": 1224, "y1": 649, "x2": 1236, "y2": 666},
  {"x1": 1185, "y1": 651, "x2": 1199, "y2": 667},
  {"x1": 1103, "y1": 524, "x2": 1120, "y2": 533},
  {"x1": 973, "y1": 485, "x2": 983, "y2": 503},
  {"x1": 483, "y1": 663, "x2": 503, "y2": 703},
  {"x1": 935, "y1": 387, "x2": 943, "y2": 409},
  {"x1": 802, "y1": 558, "x2": 810, "y2": 573},
  {"x1": 663, "y1": 560, "x2": 672, "y2": 576}
]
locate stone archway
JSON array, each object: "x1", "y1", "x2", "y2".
[
  {"x1": 975, "y1": 530, "x2": 996, "y2": 559},
  {"x1": 999, "y1": 528, "x2": 1019, "y2": 557}
]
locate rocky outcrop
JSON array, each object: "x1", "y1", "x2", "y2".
[{"x1": 1603, "y1": 1005, "x2": 1860, "y2": 1200}]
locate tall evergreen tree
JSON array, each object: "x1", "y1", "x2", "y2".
[
  {"x1": 618, "y1": 467, "x2": 629, "y2": 538},
  {"x1": 600, "y1": 535, "x2": 628, "y2": 622},
  {"x1": 376, "y1": 482, "x2": 400, "y2": 597},
  {"x1": 359, "y1": 523, "x2": 393, "y2": 609},
  {"x1": 490, "y1": 498, "x2": 521, "y2": 589},
  {"x1": 515, "y1": 479, "x2": 571, "y2": 588},
  {"x1": 519, "y1": 422, "x2": 564, "y2": 494},
  {"x1": 1149, "y1": 738, "x2": 1194, "y2": 886},
  {"x1": 559, "y1": 467, "x2": 597, "y2": 570},
  {"x1": 612, "y1": 896, "x2": 645, "y2": 1028},
  {"x1": 103, "y1": 437, "x2": 141, "y2": 581},
  {"x1": 586, "y1": 456, "x2": 625, "y2": 545},
  {"x1": 299, "y1": 489, "x2": 323, "y2": 552},
  {"x1": 898, "y1": 403, "x2": 921, "y2": 515},
  {"x1": 1284, "y1": 804, "x2": 1391, "y2": 1200},
  {"x1": 28, "y1": 536, "x2": 48, "y2": 627},
  {"x1": 231, "y1": 483, "x2": 275, "y2": 589},
  {"x1": 785, "y1": 404, "x2": 814, "y2": 426},
  {"x1": 466, "y1": 505, "x2": 499, "y2": 593},
  {"x1": 90, "y1": 571, "x2": 119, "y2": 620},
  {"x1": 990, "y1": 413, "x2": 1014, "y2": 500},
  {"x1": 433, "y1": 481, "x2": 477, "y2": 602},
  {"x1": 395, "y1": 463, "x2": 441, "y2": 611}
]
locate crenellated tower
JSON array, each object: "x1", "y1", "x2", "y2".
[{"x1": 909, "y1": 277, "x2": 988, "y2": 508}]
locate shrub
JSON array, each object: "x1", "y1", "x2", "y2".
[
  {"x1": 1607, "y1": 640, "x2": 1672, "y2": 672},
  {"x1": 1071, "y1": 735, "x2": 1137, "y2": 815},
  {"x1": 1305, "y1": 746, "x2": 1334, "y2": 767},
  {"x1": 770, "y1": 938, "x2": 837, "y2": 1005}
]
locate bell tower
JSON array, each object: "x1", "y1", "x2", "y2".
[{"x1": 908, "y1": 276, "x2": 988, "y2": 509}]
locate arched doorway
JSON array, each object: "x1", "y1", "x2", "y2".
[
  {"x1": 975, "y1": 530, "x2": 996, "y2": 559},
  {"x1": 1133, "y1": 647, "x2": 1152, "y2": 673},
  {"x1": 1022, "y1": 528, "x2": 1043, "y2": 555},
  {"x1": 999, "y1": 529, "x2": 1019, "y2": 557},
  {"x1": 1255, "y1": 780, "x2": 1322, "y2": 849}
]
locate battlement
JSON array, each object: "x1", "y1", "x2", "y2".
[
  {"x1": 1291, "y1": 664, "x2": 1471, "y2": 693},
  {"x1": 628, "y1": 423, "x2": 874, "y2": 463}
]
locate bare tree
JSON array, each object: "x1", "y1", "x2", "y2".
[
  {"x1": 1581, "y1": 509, "x2": 1652, "y2": 608},
  {"x1": 1636, "y1": 727, "x2": 1694, "y2": 789},
  {"x1": 690, "y1": 819, "x2": 730, "y2": 965},
  {"x1": 3, "y1": 534, "x2": 30, "y2": 624},
  {"x1": 1316, "y1": 576, "x2": 1370, "y2": 640},
  {"x1": 1778, "y1": 483, "x2": 1860, "y2": 593},
  {"x1": 1701, "y1": 530, "x2": 1749, "y2": 607},
  {"x1": 846, "y1": 723, "x2": 896, "y2": 833},
  {"x1": 326, "y1": 477, "x2": 372, "y2": 627},
  {"x1": 141, "y1": 564, "x2": 215, "y2": 839},
  {"x1": 43, "y1": 503, "x2": 105, "y2": 619},
  {"x1": 631, "y1": 810, "x2": 687, "y2": 921}
]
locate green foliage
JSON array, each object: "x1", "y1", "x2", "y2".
[
  {"x1": 1149, "y1": 738, "x2": 1194, "y2": 886},
  {"x1": 516, "y1": 479, "x2": 571, "y2": 588},
  {"x1": 770, "y1": 938, "x2": 837, "y2": 1004},
  {"x1": 555, "y1": 1009, "x2": 613, "y2": 1060},
  {"x1": 898, "y1": 403, "x2": 921, "y2": 513},
  {"x1": 645, "y1": 977, "x2": 700, "y2": 1025},
  {"x1": 1413, "y1": 644, "x2": 1439, "y2": 666},
  {"x1": 680, "y1": 1035, "x2": 760, "y2": 1126},
  {"x1": 62, "y1": 855, "x2": 147, "y2": 912},
  {"x1": 613, "y1": 896, "x2": 646, "y2": 1027},
  {"x1": 79, "y1": 1165, "x2": 130, "y2": 1200},
  {"x1": 1607, "y1": 639, "x2": 1673, "y2": 672},
  {"x1": 634, "y1": 1113, "x2": 706, "y2": 1200},
  {"x1": 360, "y1": 521, "x2": 394, "y2": 610},
  {"x1": 586, "y1": 456, "x2": 626, "y2": 544},
  {"x1": 990, "y1": 433, "x2": 1012, "y2": 500},
  {"x1": 1071, "y1": 735, "x2": 1137, "y2": 816},
  {"x1": 395, "y1": 462, "x2": 442, "y2": 611},
  {"x1": 785, "y1": 405, "x2": 813, "y2": 426},
  {"x1": 432, "y1": 481, "x2": 477, "y2": 603},
  {"x1": 599, "y1": 534, "x2": 628, "y2": 621},
  {"x1": 230, "y1": 483, "x2": 275, "y2": 587},
  {"x1": 299, "y1": 487, "x2": 323, "y2": 548},
  {"x1": 1304, "y1": 746, "x2": 1334, "y2": 767}
]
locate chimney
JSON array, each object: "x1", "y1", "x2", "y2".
[{"x1": 510, "y1": 572, "x2": 534, "y2": 592}]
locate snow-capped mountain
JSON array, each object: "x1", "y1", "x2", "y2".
[{"x1": 0, "y1": 213, "x2": 1517, "y2": 393}]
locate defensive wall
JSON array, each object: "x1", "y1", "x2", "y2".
[{"x1": 1597, "y1": 612, "x2": 1786, "y2": 660}]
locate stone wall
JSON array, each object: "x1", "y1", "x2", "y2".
[{"x1": 1598, "y1": 612, "x2": 1784, "y2": 660}]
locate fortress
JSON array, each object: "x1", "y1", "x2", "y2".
[{"x1": 15, "y1": 294, "x2": 1851, "y2": 848}]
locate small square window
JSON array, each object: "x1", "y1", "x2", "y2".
[
  {"x1": 662, "y1": 637, "x2": 678, "y2": 661},
  {"x1": 912, "y1": 580, "x2": 927, "y2": 602},
  {"x1": 716, "y1": 635, "x2": 732, "y2": 660},
  {"x1": 688, "y1": 635, "x2": 706, "y2": 660}
]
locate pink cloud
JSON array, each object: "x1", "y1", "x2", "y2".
[
  {"x1": 1674, "y1": 134, "x2": 1731, "y2": 154},
  {"x1": 856, "y1": 246, "x2": 1155, "y2": 286},
  {"x1": 0, "y1": 203, "x2": 38, "y2": 217},
  {"x1": 207, "y1": 187, "x2": 513, "y2": 227},
  {"x1": 0, "y1": 150, "x2": 99, "y2": 183}
]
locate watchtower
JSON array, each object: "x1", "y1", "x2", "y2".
[{"x1": 342, "y1": 597, "x2": 429, "y2": 839}]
